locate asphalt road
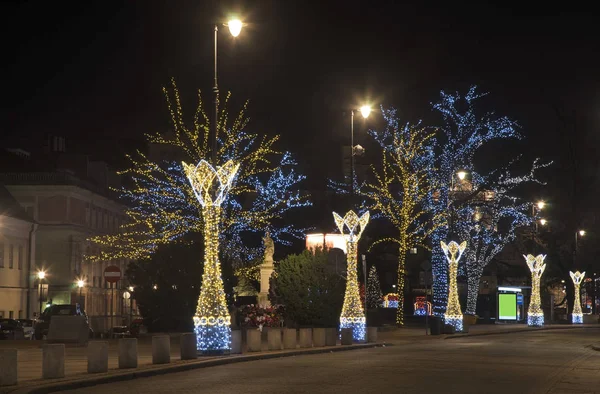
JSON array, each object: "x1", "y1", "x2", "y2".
[{"x1": 62, "y1": 329, "x2": 600, "y2": 394}]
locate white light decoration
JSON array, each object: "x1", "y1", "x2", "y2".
[
  {"x1": 333, "y1": 210, "x2": 369, "y2": 341},
  {"x1": 524, "y1": 254, "x2": 546, "y2": 327},
  {"x1": 569, "y1": 270, "x2": 585, "y2": 324},
  {"x1": 183, "y1": 159, "x2": 240, "y2": 353},
  {"x1": 441, "y1": 241, "x2": 467, "y2": 332}
]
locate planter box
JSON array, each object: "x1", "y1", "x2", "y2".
[
  {"x1": 283, "y1": 328, "x2": 297, "y2": 349},
  {"x1": 231, "y1": 330, "x2": 242, "y2": 354},
  {"x1": 583, "y1": 314, "x2": 599, "y2": 324},
  {"x1": 246, "y1": 329, "x2": 262, "y2": 352},
  {"x1": 298, "y1": 328, "x2": 312, "y2": 348},
  {"x1": 325, "y1": 328, "x2": 337, "y2": 346},
  {"x1": 267, "y1": 328, "x2": 282, "y2": 351},
  {"x1": 366, "y1": 327, "x2": 378, "y2": 343},
  {"x1": 340, "y1": 328, "x2": 353, "y2": 345},
  {"x1": 313, "y1": 328, "x2": 326, "y2": 347}
]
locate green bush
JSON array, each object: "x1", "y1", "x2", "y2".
[{"x1": 269, "y1": 248, "x2": 345, "y2": 327}]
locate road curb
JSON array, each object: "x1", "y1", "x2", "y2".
[
  {"x1": 1, "y1": 343, "x2": 389, "y2": 394},
  {"x1": 445, "y1": 325, "x2": 598, "y2": 339}
]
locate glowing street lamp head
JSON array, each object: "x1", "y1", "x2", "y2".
[
  {"x1": 77, "y1": 280, "x2": 85, "y2": 288},
  {"x1": 536, "y1": 201, "x2": 545, "y2": 210},
  {"x1": 359, "y1": 105, "x2": 372, "y2": 119},
  {"x1": 227, "y1": 19, "x2": 243, "y2": 37},
  {"x1": 456, "y1": 171, "x2": 467, "y2": 180},
  {"x1": 37, "y1": 271, "x2": 46, "y2": 280},
  {"x1": 579, "y1": 230, "x2": 586, "y2": 237},
  {"x1": 539, "y1": 218, "x2": 547, "y2": 226}
]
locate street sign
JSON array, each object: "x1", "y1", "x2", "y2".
[{"x1": 104, "y1": 265, "x2": 122, "y2": 283}]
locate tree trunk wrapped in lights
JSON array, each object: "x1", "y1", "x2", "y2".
[
  {"x1": 441, "y1": 241, "x2": 466, "y2": 332},
  {"x1": 569, "y1": 271, "x2": 585, "y2": 324},
  {"x1": 333, "y1": 210, "x2": 369, "y2": 342},
  {"x1": 183, "y1": 159, "x2": 240, "y2": 353},
  {"x1": 524, "y1": 254, "x2": 546, "y2": 327}
]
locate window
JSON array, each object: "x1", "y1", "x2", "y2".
[
  {"x1": 0, "y1": 243, "x2": 4, "y2": 268},
  {"x1": 9, "y1": 311, "x2": 14, "y2": 319},
  {"x1": 18, "y1": 245, "x2": 23, "y2": 270},
  {"x1": 18, "y1": 310, "x2": 23, "y2": 319},
  {"x1": 8, "y1": 244, "x2": 13, "y2": 269}
]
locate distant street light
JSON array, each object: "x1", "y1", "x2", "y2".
[
  {"x1": 77, "y1": 279, "x2": 85, "y2": 309},
  {"x1": 579, "y1": 230, "x2": 586, "y2": 237},
  {"x1": 350, "y1": 104, "x2": 373, "y2": 197},
  {"x1": 539, "y1": 219, "x2": 547, "y2": 226},
  {"x1": 536, "y1": 201, "x2": 545, "y2": 210},
  {"x1": 457, "y1": 171, "x2": 467, "y2": 181},
  {"x1": 227, "y1": 19, "x2": 243, "y2": 37},
  {"x1": 37, "y1": 270, "x2": 46, "y2": 315}
]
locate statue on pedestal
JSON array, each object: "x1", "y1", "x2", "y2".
[{"x1": 258, "y1": 232, "x2": 275, "y2": 306}]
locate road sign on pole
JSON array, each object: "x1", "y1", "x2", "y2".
[{"x1": 104, "y1": 266, "x2": 122, "y2": 283}]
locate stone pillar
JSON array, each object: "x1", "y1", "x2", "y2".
[
  {"x1": 0, "y1": 349, "x2": 17, "y2": 386},
  {"x1": 283, "y1": 328, "x2": 297, "y2": 349},
  {"x1": 231, "y1": 330, "x2": 242, "y2": 354},
  {"x1": 341, "y1": 328, "x2": 353, "y2": 345},
  {"x1": 87, "y1": 341, "x2": 109, "y2": 373},
  {"x1": 325, "y1": 328, "x2": 337, "y2": 346},
  {"x1": 246, "y1": 329, "x2": 262, "y2": 352},
  {"x1": 152, "y1": 335, "x2": 170, "y2": 364},
  {"x1": 180, "y1": 333, "x2": 197, "y2": 360},
  {"x1": 42, "y1": 344, "x2": 65, "y2": 379},
  {"x1": 313, "y1": 328, "x2": 326, "y2": 347},
  {"x1": 267, "y1": 328, "x2": 282, "y2": 350},
  {"x1": 367, "y1": 327, "x2": 378, "y2": 343},
  {"x1": 298, "y1": 328, "x2": 312, "y2": 348},
  {"x1": 118, "y1": 338, "x2": 138, "y2": 369}
]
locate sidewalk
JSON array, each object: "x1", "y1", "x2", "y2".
[
  {"x1": 377, "y1": 322, "x2": 600, "y2": 344},
  {"x1": 0, "y1": 337, "x2": 387, "y2": 394}
]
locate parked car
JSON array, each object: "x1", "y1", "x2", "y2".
[
  {"x1": 17, "y1": 319, "x2": 34, "y2": 339},
  {"x1": 33, "y1": 304, "x2": 93, "y2": 340},
  {"x1": 0, "y1": 319, "x2": 25, "y2": 340}
]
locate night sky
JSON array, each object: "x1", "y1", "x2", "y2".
[{"x1": 3, "y1": 1, "x2": 600, "y2": 195}]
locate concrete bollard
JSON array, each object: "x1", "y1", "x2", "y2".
[
  {"x1": 152, "y1": 335, "x2": 171, "y2": 364},
  {"x1": 87, "y1": 341, "x2": 109, "y2": 373},
  {"x1": 367, "y1": 327, "x2": 378, "y2": 343},
  {"x1": 267, "y1": 328, "x2": 282, "y2": 350},
  {"x1": 341, "y1": 328, "x2": 353, "y2": 345},
  {"x1": 42, "y1": 344, "x2": 65, "y2": 379},
  {"x1": 299, "y1": 328, "x2": 312, "y2": 348},
  {"x1": 180, "y1": 333, "x2": 197, "y2": 360},
  {"x1": 0, "y1": 349, "x2": 17, "y2": 386},
  {"x1": 325, "y1": 328, "x2": 337, "y2": 346},
  {"x1": 118, "y1": 338, "x2": 138, "y2": 369},
  {"x1": 246, "y1": 329, "x2": 262, "y2": 352},
  {"x1": 313, "y1": 328, "x2": 326, "y2": 347},
  {"x1": 231, "y1": 330, "x2": 242, "y2": 354},
  {"x1": 283, "y1": 328, "x2": 297, "y2": 349}
]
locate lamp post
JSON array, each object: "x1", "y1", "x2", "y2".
[
  {"x1": 37, "y1": 271, "x2": 46, "y2": 315},
  {"x1": 350, "y1": 105, "x2": 371, "y2": 196},
  {"x1": 210, "y1": 18, "x2": 243, "y2": 164},
  {"x1": 77, "y1": 279, "x2": 85, "y2": 310},
  {"x1": 448, "y1": 170, "x2": 469, "y2": 237}
]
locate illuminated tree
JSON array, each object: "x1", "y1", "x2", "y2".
[
  {"x1": 87, "y1": 79, "x2": 311, "y2": 263},
  {"x1": 366, "y1": 266, "x2": 383, "y2": 309},
  {"x1": 362, "y1": 114, "x2": 443, "y2": 326},
  {"x1": 427, "y1": 87, "x2": 521, "y2": 317}
]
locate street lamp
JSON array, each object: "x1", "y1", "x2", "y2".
[
  {"x1": 456, "y1": 171, "x2": 467, "y2": 181},
  {"x1": 37, "y1": 270, "x2": 46, "y2": 315},
  {"x1": 350, "y1": 104, "x2": 372, "y2": 196},
  {"x1": 210, "y1": 18, "x2": 244, "y2": 164},
  {"x1": 575, "y1": 229, "x2": 585, "y2": 253},
  {"x1": 77, "y1": 279, "x2": 85, "y2": 310},
  {"x1": 539, "y1": 218, "x2": 547, "y2": 226}
]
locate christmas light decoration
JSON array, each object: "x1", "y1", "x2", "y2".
[
  {"x1": 334, "y1": 210, "x2": 369, "y2": 341},
  {"x1": 413, "y1": 296, "x2": 432, "y2": 316},
  {"x1": 366, "y1": 266, "x2": 383, "y2": 309},
  {"x1": 569, "y1": 271, "x2": 585, "y2": 324},
  {"x1": 362, "y1": 118, "x2": 441, "y2": 327},
  {"x1": 383, "y1": 293, "x2": 399, "y2": 308},
  {"x1": 183, "y1": 159, "x2": 239, "y2": 352},
  {"x1": 86, "y1": 79, "x2": 311, "y2": 264},
  {"x1": 524, "y1": 254, "x2": 546, "y2": 327},
  {"x1": 441, "y1": 241, "x2": 467, "y2": 332}
]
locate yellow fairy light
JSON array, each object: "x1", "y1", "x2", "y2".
[
  {"x1": 524, "y1": 254, "x2": 546, "y2": 327},
  {"x1": 183, "y1": 159, "x2": 240, "y2": 352},
  {"x1": 569, "y1": 271, "x2": 585, "y2": 324},
  {"x1": 333, "y1": 210, "x2": 369, "y2": 341},
  {"x1": 441, "y1": 241, "x2": 466, "y2": 332}
]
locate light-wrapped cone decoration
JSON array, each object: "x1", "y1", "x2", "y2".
[
  {"x1": 569, "y1": 271, "x2": 585, "y2": 324},
  {"x1": 441, "y1": 241, "x2": 467, "y2": 332},
  {"x1": 524, "y1": 254, "x2": 546, "y2": 327},
  {"x1": 333, "y1": 210, "x2": 370, "y2": 342},
  {"x1": 183, "y1": 159, "x2": 240, "y2": 353}
]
